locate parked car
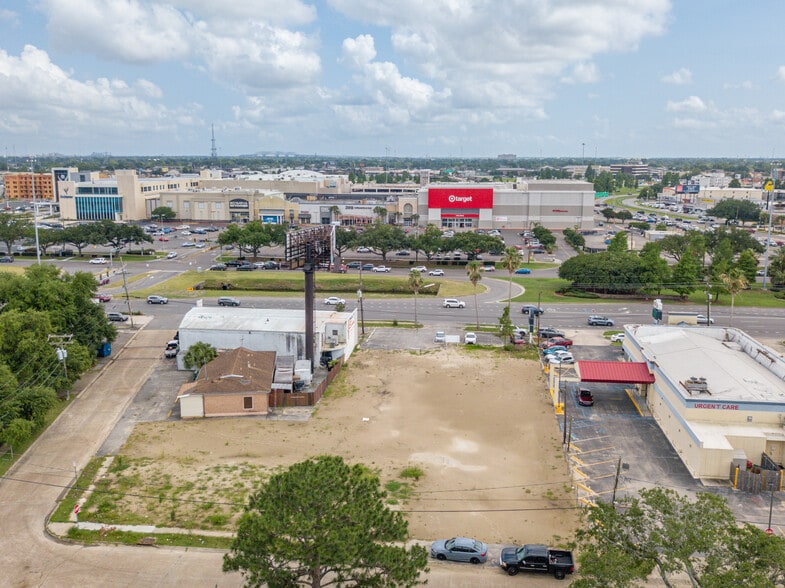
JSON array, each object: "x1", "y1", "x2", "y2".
[
  {"x1": 412, "y1": 265, "x2": 427, "y2": 273},
  {"x1": 465, "y1": 332, "x2": 477, "y2": 344},
  {"x1": 510, "y1": 333, "x2": 526, "y2": 345},
  {"x1": 428, "y1": 269, "x2": 445, "y2": 276},
  {"x1": 547, "y1": 351, "x2": 574, "y2": 364},
  {"x1": 217, "y1": 296, "x2": 240, "y2": 307},
  {"x1": 181, "y1": 241, "x2": 196, "y2": 247},
  {"x1": 164, "y1": 340, "x2": 179, "y2": 358},
  {"x1": 175, "y1": 224, "x2": 190, "y2": 230},
  {"x1": 236, "y1": 263, "x2": 255, "y2": 271},
  {"x1": 96, "y1": 294, "x2": 112, "y2": 303},
  {"x1": 431, "y1": 537, "x2": 488, "y2": 564},
  {"x1": 0, "y1": 256, "x2": 14, "y2": 263},
  {"x1": 97, "y1": 276, "x2": 110, "y2": 286},
  {"x1": 541, "y1": 337, "x2": 573, "y2": 349},
  {"x1": 147, "y1": 295, "x2": 169, "y2": 304},
  {"x1": 209, "y1": 263, "x2": 227, "y2": 271},
  {"x1": 521, "y1": 305, "x2": 543, "y2": 315},
  {"x1": 538, "y1": 327, "x2": 564, "y2": 339},
  {"x1": 224, "y1": 259, "x2": 244, "y2": 267},
  {"x1": 542, "y1": 345, "x2": 569, "y2": 356},
  {"x1": 89, "y1": 257, "x2": 107, "y2": 264},
  {"x1": 346, "y1": 261, "x2": 361, "y2": 269},
  {"x1": 166, "y1": 251, "x2": 178, "y2": 259},
  {"x1": 514, "y1": 267, "x2": 532, "y2": 274},
  {"x1": 696, "y1": 314, "x2": 715, "y2": 325},
  {"x1": 371, "y1": 265, "x2": 391, "y2": 272},
  {"x1": 356, "y1": 246, "x2": 371, "y2": 253},
  {"x1": 481, "y1": 265, "x2": 495, "y2": 271},
  {"x1": 499, "y1": 544, "x2": 575, "y2": 579},
  {"x1": 361, "y1": 263, "x2": 375, "y2": 271},
  {"x1": 157, "y1": 236, "x2": 169, "y2": 242},
  {"x1": 180, "y1": 230, "x2": 191, "y2": 236},
  {"x1": 577, "y1": 388, "x2": 594, "y2": 406},
  {"x1": 323, "y1": 296, "x2": 346, "y2": 305},
  {"x1": 395, "y1": 250, "x2": 411, "y2": 256},
  {"x1": 610, "y1": 333, "x2": 625, "y2": 343},
  {"x1": 587, "y1": 315, "x2": 615, "y2": 326},
  {"x1": 434, "y1": 331, "x2": 446, "y2": 343},
  {"x1": 443, "y1": 298, "x2": 466, "y2": 308},
  {"x1": 107, "y1": 312, "x2": 129, "y2": 322}
]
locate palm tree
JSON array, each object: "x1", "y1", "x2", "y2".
[
  {"x1": 408, "y1": 270, "x2": 424, "y2": 326},
  {"x1": 329, "y1": 205, "x2": 341, "y2": 225},
  {"x1": 466, "y1": 261, "x2": 483, "y2": 329},
  {"x1": 500, "y1": 247, "x2": 524, "y2": 315},
  {"x1": 373, "y1": 206, "x2": 388, "y2": 223},
  {"x1": 183, "y1": 341, "x2": 218, "y2": 374},
  {"x1": 719, "y1": 269, "x2": 748, "y2": 328}
]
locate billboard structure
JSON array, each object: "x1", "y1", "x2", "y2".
[
  {"x1": 427, "y1": 187, "x2": 494, "y2": 209},
  {"x1": 285, "y1": 225, "x2": 334, "y2": 370}
]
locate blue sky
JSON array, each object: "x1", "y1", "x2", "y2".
[{"x1": 1, "y1": 0, "x2": 784, "y2": 159}]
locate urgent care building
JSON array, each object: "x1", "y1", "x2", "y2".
[{"x1": 417, "y1": 180, "x2": 595, "y2": 230}]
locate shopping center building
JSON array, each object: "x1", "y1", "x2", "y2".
[{"x1": 416, "y1": 180, "x2": 595, "y2": 230}]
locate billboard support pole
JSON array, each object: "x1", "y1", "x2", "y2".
[{"x1": 304, "y1": 242, "x2": 315, "y2": 372}]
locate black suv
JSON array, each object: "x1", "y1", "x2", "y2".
[
  {"x1": 521, "y1": 305, "x2": 543, "y2": 315},
  {"x1": 224, "y1": 260, "x2": 244, "y2": 267},
  {"x1": 538, "y1": 327, "x2": 564, "y2": 339}
]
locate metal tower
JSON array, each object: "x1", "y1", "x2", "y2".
[{"x1": 210, "y1": 124, "x2": 217, "y2": 159}]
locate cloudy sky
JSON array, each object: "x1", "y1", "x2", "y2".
[{"x1": 1, "y1": 0, "x2": 784, "y2": 158}]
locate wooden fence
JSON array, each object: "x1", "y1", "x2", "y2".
[{"x1": 269, "y1": 359, "x2": 343, "y2": 408}]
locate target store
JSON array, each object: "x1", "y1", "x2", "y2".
[{"x1": 417, "y1": 180, "x2": 595, "y2": 230}]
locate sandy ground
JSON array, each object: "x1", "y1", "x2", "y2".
[{"x1": 119, "y1": 347, "x2": 578, "y2": 544}]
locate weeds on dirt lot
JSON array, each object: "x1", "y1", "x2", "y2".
[
  {"x1": 400, "y1": 466, "x2": 424, "y2": 481},
  {"x1": 322, "y1": 368, "x2": 359, "y2": 399},
  {"x1": 50, "y1": 456, "x2": 105, "y2": 522},
  {"x1": 65, "y1": 526, "x2": 233, "y2": 549}
]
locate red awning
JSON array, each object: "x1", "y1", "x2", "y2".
[{"x1": 576, "y1": 361, "x2": 655, "y2": 384}]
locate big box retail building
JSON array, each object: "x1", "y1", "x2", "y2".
[{"x1": 416, "y1": 180, "x2": 595, "y2": 230}]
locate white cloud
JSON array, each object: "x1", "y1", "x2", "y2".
[
  {"x1": 778, "y1": 66, "x2": 785, "y2": 82},
  {"x1": 562, "y1": 62, "x2": 601, "y2": 84},
  {"x1": 723, "y1": 80, "x2": 754, "y2": 90},
  {"x1": 329, "y1": 0, "x2": 671, "y2": 120},
  {"x1": 38, "y1": 0, "x2": 322, "y2": 89},
  {"x1": 661, "y1": 68, "x2": 692, "y2": 85},
  {"x1": 666, "y1": 96, "x2": 707, "y2": 113},
  {"x1": 0, "y1": 45, "x2": 183, "y2": 139}
]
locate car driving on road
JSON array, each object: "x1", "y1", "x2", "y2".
[
  {"x1": 217, "y1": 296, "x2": 240, "y2": 307},
  {"x1": 443, "y1": 298, "x2": 466, "y2": 308},
  {"x1": 587, "y1": 315, "x2": 615, "y2": 326},
  {"x1": 147, "y1": 295, "x2": 169, "y2": 304},
  {"x1": 371, "y1": 265, "x2": 391, "y2": 272},
  {"x1": 323, "y1": 296, "x2": 346, "y2": 305},
  {"x1": 428, "y1": 269, "x2": 445, "y2": 276}
]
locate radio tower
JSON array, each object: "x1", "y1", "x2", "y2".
[{"x1": 210, "y1": 124, "x2": 218, "y2": 159}]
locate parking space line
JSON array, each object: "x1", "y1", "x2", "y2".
[
  {"x1": 571, "y1": 435, "x2": 612, "y2": 443},
  {"x1": 573, "y1": 468, "x2": 588, "y2": 479},
  {"x1": 625, "y1": 388, "x2": 645, "y2": 416},
  {"x1": 581, "y1": 458, "x2": 618, "y2": 467},
  {"x1": 579, "y1": 497, "x2": 597, "y2": 507},
  {"x1": 595, "y1": 487, "x2": 628, "y2": 496},
  {"x1": 576, "y1": 446, "x2": 617, "y2": 456},
  {"x1": 576, "y1": 482, "x2": 596, "y2": 495},
  {"x1": 570, "y1": 455, "x2": 585, "y2": 466}
]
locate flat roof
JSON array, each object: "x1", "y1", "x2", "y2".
[
  {"x1": 629, "y1": 325, "x2": 785, "y2": 404},
  {"x1": 179, "y1": 307, "x2": 352, "y2": 333}
]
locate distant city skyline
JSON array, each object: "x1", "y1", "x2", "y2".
[{"x1": 1, "y1": 1, "x2": 785, "y2": 159}]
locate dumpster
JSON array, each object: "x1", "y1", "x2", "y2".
[{"x1": 98, "y1": 342, "x2": 112, "y2": 357}]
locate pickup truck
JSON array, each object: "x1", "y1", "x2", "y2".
[
  {"x1": 164, "y1": 340, "x2": 179, "y2": 358},
  {"x1": 499, "y1": 544, "x2": 575, "y2": 580}
]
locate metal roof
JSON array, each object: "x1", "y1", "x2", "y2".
[
  {"x1": 576, "y1": 361, "x2": 655, "y2": 384},
  {"x1": 179, "y1": 307, "x2": 351, "y2": 333}
]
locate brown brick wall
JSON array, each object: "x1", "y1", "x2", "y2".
[{"x1": 204, "y1": 393, "x2": 268, "y2": 416}]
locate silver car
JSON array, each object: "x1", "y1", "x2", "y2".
[
  {"x1": 430, "y1": 537, "x2": 488, "y2": 564},
  {"x1": 434, "y1": 331, "x2": 446, "y2": 343}
]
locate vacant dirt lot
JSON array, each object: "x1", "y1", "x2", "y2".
[{"x1": 117, "y1": 347, "x2": 578, "y2": 544}]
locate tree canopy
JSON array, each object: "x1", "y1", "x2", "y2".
[
  {"x1": 356, "y1": 223, "x2": 408, "y2": 261},
  {"x1": 574, "y1": 488, "x2": 785, "y2": 588},
  {"x1": 708, "y1": 199, "x2": 763, "y2": 224},
  {"x1": 223, "y1": 455, "x2": 428, "y2": 588}
]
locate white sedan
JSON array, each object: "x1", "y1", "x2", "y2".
[
  {"x1": 548, "y1": 351, "x2": 575, "y2": 364},
  {"x1": 89, "y1": 257, "x2": 107, "y2": 264},
  {"x1": 323, "y1": 296, "x2": 346, "y2": 305},
  {"x1": 465, "y1": 332, "x2": 477, "y2": 344},
  {"x1": 411, "y1": 266, "x2": 428, "y2": 273},
  {"x1": 610, "y1": 333, "x2": 625, "y2": 343},
  {"x1": 428, "y1": 269, "x2": 445, "y2": 276},
  {"x1": 372, "y1": 266, "x2": 391, "y2": 272}
]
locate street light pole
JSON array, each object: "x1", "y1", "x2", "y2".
[
  {"x1": 763, "y1": 164, "x2": 777, "y2": 290},
  {"x1": 30, "y1": 158, "x2": 41, "y2": 265}
]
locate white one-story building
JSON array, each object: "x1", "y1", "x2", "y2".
[
  {"x1": 623, "y1": 324, "x2": 785, "y2": 480},
  {"x1": 176, "y1": 307, "x2": 358, "y2": 371}
]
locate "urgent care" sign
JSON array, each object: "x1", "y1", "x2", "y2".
[{"x1": 428, "y1": 187, "x2": 494, "y2": 209}]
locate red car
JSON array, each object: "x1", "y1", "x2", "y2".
[
  {"x1": 540, "y1": 337, "x2": 573, "y2": 349},
  {"x1": 96, "y1": 294, "x2": 112, "y2": 303},
  {"x1": 577, "y1": 389, "x2": 594, "y2": 406},
  {"x1": 158, "y1": 236, "x2": 169, "y2": 242},
  {"x1": 510, "y1": 334, "x2": 526, "y2": 345}
]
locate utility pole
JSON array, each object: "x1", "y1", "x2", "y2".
[
  {"x1": 763, "y1": 165, "x2": 777, "y2": 289},
  {"x1": 30, "y1": 157, "x2": 41, "y2": 265},
  {"x1": 48, "y1": 334, "x2": 73, "y2": 400},
  {"x1": 120, "y1": 265, "x2": 134, "y2": 328},
  {"x1": 611, "y1": 456, "x2": 622, "y2": 505}
]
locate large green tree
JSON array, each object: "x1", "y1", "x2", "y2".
[
  {"x1": 356, "y1": 223, "x2": 407, "y2": 261},
  {"x1": 574, "y1": 488, "x2": 785, "y2": 588},
  {"x1": 238, "y1": 221, "x2": 285, "y2": 258},
  {"x1": 670, "y1": 253, "x2": 701, "y2": 299},
  {"x1": 151, "y1": 206, "x2": 176, "y2": 221},
  {"x1": 708, "y1": 199, "x2": 763, "y2": 225},
  {"x1": 638, "y1": 243, "x2": 670, "y2": 295},
  {"x1": 0, "y1": 213, "x2": 30, "y2": 254},
  {"x1": 411, "y1": 225, "x2": 443, "y2": 260},
  {"x1": 223, "y1": 455, "x2": 428, "y2": 588},
  {"x1": 183, "y1": 342, "x2": 218, "y2": 371}
]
